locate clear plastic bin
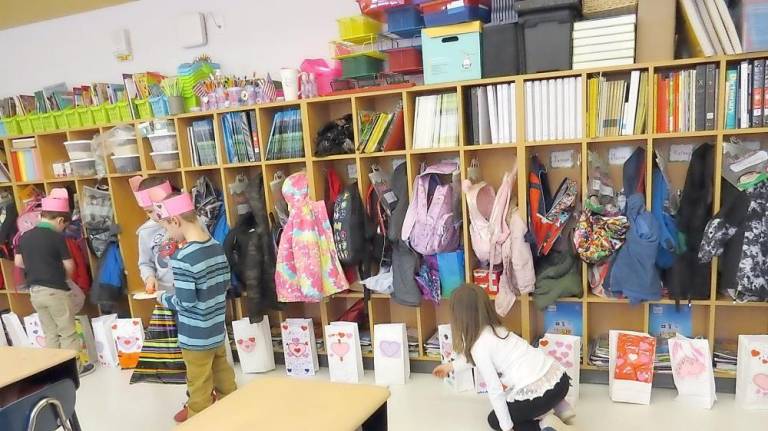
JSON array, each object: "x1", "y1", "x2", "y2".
[
  {"x1": 111, "y1": 154, "x2": 141, "y2": 173},
  {"x1": 338, "y1": 15, "x2": 382, "y2": 44},
  {"x1": 109, "y1": 137, "x2": 139, "y2": 156},
  {"x1": 150, "y1": 151, "x2": 181, "y2": 170},
  {"x1": 70, "y1": 158, "x2": 97, "y2": 177},
  {"x1": 63, "y1": 140, "x2": 93, "y2": 160},
  {"x1": 147, "y1": 131, "x2": 178, "y2": 153}
]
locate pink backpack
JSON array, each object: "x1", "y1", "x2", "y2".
[
  {"x1": 401, "y1": 162, "x2": 461, "y2": 255},
  {"x1": 13, "y1": 199, "x2": 42, "y2": 252}
]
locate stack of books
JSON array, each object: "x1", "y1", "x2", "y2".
[
  {"x1": 678, "y1": 0, "x2": 742, "y2": 57},
  {"x1": 725, "y1": 58, "x2": 768, "y2": 129},
  {"x1": 588, "y1": 70, "x2": 649, "y2": 137},
  {"x1": 188, "y1": 119, "x2": 218, "y2": 167},
  {"x1": 572, "y1": 14, "x2": 636, "y2": 70},
  {"x1": 220, "y1": 111, "x2": 260, "y2": 163},
  {"x1": 412, "y1": 93, "x2": 459, "y2": 149},
  {"x1": 655, "y1": 64, "x2": 719, "y2": 133},
  {"x1": 266, "y1": 108, "x2": 304, "y2": 160},
  {"x1": 10, "y1": 138, "x2": 41, "y2": 182},
  {"x1": 360, "y1": 330, "x2": 372, "y2": 356},
  {"x1": 423, "y1": 331, "x2": 441, "y2": 359},
  {"x1": 357, "y1": 102, "x2": 405, "y2": 153},
  {"x1": 525, "y1": 77, "x2": 582, "y2": 142},
  {"x1": 407, "y1": 330, "x2": 420, "y2": 358},
  {"x1": 466, "y1": 83, "x2": 517, "y2": 145},
  {"x1": 713, "y1": 340, "x2": 737, "y2": 372},
  {"x1": 589, "y1": 334, "x2": 610, "y2": 368}
]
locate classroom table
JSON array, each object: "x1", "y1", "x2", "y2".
[{"x1": 178, "y1": 377, "x2": 391, "y2": 431}]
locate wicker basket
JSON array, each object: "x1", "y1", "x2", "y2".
[{"x1": 583, "y1": 0, "x2": 638, "y2": 17}]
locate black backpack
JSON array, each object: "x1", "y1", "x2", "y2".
[{"x1": 332, "y1": 182, "x2": 366, "y2": 266}]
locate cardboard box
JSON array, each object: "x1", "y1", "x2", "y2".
[{"x1": 422, "y1": 21, "x2": 483, "y2": 84}]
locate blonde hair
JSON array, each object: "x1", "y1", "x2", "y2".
[{"x1": 450, "y1": 283, "x2": 508, "y2": 366}]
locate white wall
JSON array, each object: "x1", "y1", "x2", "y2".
[{"x1": 0, "y1": 0, "x2": 360, "y2": 94}]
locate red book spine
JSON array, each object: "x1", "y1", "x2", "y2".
[
  {"x1": 10, "y1": 152, "x2": 21, "y2": 182},
  {"x1": 657, "y1": 74, "x2": 668, "y2": 133},
  {"x1": 673, "y1": 72, "x2": 680, "y2": 132}
]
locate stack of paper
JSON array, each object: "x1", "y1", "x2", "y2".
[
  {"x1": 525, "y1": 77, "x2": 582, "y2": 142},
  {"x1": 221, "y1": 111, "x2": 260, "y2": 163},
  {"x1": 360, "y1": 329, "x2": 372, "y2": 355},
  {"x1": 573, "y1": 14, "x2": 637, "y2": 70},
  {"x1": 713, "y1": 339, "x2": 737, "y2": 372},
  {"x1": 407, "y1": 330, "x2": 420, "y2": 358},
  {"x1": 466, "y1": 83, "x2": 516, "y2": 145},
  {"x1": 588, "y1": 70, "x2": 649, "y2": 137},
  {"x1": 412, "y1": 93, "x2": 458, "y2": 149},
  {"x1": 589, "y1": 334, "x2": 610, "y2": 368},
  {"x1": 266, "y1": 108, "x2": 304, "y2": 160},
  {"x1": 423, "y1": 331, "x2": 441, "y2": 359}
]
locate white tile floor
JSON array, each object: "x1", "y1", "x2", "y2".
[{"x1": 75, "y1": 365, "x2": 768, "y2": 431}]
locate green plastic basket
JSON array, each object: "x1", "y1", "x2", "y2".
[
  {"x1": 106, "y1": 104, "x2": 122, "y2": 123},
  {"x1": 91, "y1": 106, "x2": 108, "y2": 125},
  {"x1": 41, "y1": 113, "x2": 56, "y2": 131},
  {"x1": 2, "y1": 117, "x2": 21, "y2": 136},
  {"x1": 29, "y1": 114, "x2": 44, "y2": 133},
  {"x1": 17, "y1": 116, "x2": 33, "y2": 135},
  {"x1": 78, "y1": 107, "x2": 95, "y2": 126},
  {"x1": 341, "y1": 54, "x2": 384, "y2": 78},
  {"x1": 134, "y1": 99, "x2": 153, "y2": 119},
  {"x1": 65, "y1": 109, "x2": 82, "y2": 129},
  {"x1": 53, "y1": 111, "x2": 69, "y2": 129}
]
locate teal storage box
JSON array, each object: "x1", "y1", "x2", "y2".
[{"x1": 422, "y1": 21, "x2": 482, "y2": 84}]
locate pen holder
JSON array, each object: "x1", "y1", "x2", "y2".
[
  {"x1": 227, "y1": 87, "x2": 242, "y2": 108},
  {"x1": 215, "y1": 87, "x2": 227, "y2": 109},
  {"x1": 200, "y1": 93, "x2": 216, "y2": 111},
  {"x1": 244, "y1": 85, "x2": 257, "y2": 105},
  {"x1": 168, "y1": 96, "x2": 185, "y2": 115}
]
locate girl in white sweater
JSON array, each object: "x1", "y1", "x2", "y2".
[{"x1": 432, "y1": 284, "x2": 575, "y2": 431}]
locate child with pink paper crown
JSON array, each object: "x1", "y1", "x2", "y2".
[
  {"x1": 14, "y1": 188, "x2": 95, "y2": 376},
  {"x1": 150, "y1": 189, "x2": 237, "y2": 419}
]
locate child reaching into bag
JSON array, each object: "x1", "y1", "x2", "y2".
[
  {"x1": 432, "y1": 284, "x2": 575, "y2": 431},
  {"x1": 151, "y1": 190, "x2": 237, "y2": 418}
]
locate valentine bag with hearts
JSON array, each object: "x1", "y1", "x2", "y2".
[
  {"x1": 76, "y1": 315, "x2": 98, "y2": 366},
  {"x1": 111, "y1": 317, "x2": 145, "y2": 369},
  {"x1": 23, "y1": 313, "x2": 46, "y2": 348},
  {"x1": 374, "y1": 323, "x2": 410, "y2": 385},
  {"x1": 437, "y1": 324, "x2": 474, "y2": 392},
  {"x1": 281, "y1": 318, "x2": 319, "y2": 377},
  {"x1": 668, "y1": 335, "x2": 716, "y2": 409},
  {"x1": 91, "y1": 314, "x2": 119, "y2": 368},
  {"x1": 325, "y1": 321, "x2": 364, "y2": 383},
  {"x1": 736, "y1": 335, "x2": 768, "y2": 409},
  {"x1": 2, "y1": 312, "x2": 31, "y2": 347},
  {"x1": 609, "y1": 330, "x2": 656, "y2": 405},
  {"x1": 233, "y1": 315, "x2": 275, "y2": 374},
  {"x1": 538, "y1": 333, "x2": 581, "y2": 405}
]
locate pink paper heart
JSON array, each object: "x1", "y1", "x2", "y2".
[
  {"x1": 547, "y1": 349, "x2": 558, "y2": 357},
  {"x1": 379, "y1": 340, "x2": 401, "y2": 358},
  {"x1": 287, "y1": 342, "x2": 308, "y2": 358},
  {"x1": 35, "y1": 335, "x2": 46, "y2": 347},
  {"x1": 555, "y1": 341, "x2": 564, "y2": 348},
  {"x1": 237, "y1": 338, "x2": 256, "y2": 353},
  {"x1": 563, "y1": 361, "x2": 574, "y2": 368},
  {"x1": 331, "y1": 341, "x2": 350, "y2": 360},
  {"x1": 753, "y1": 373, "x2": 768, "y2": 391},
  {"x1": 564, "y1": 343, "x2": 573, "y2": 351}
]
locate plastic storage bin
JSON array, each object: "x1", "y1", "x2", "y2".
[
  {"x1": 150, "y1": 151, "x2": 181, "y2": 170},
  {"x1": 515, "y1": 0, "x2": 581, "y2": 73},
  {"x1": 357, "y1": 0, "x2": 408, "y2": 20},
  {"x1": 78, "y1": 107, "x2": 95, "y2": 126},
  {"x1": 422, "y1": 21, "x2": 483, "y2": 84},
  {"x1": 386, "y1": 5, "x2": 425, "y2": 38},
  {"x1": 421, "y1": 0, "x2": 491, "y2": 27},
  {"x1": 338, "y1": 15, "x2": 382, "y2": 44},
  {"x1": 134, "y1": 99, "x2": 153, "y2": 120},
  {"x1": 148, "y1": 96, "x2": 170, "y2": 117},
  {"x1": 65, "y1": 109, "x2": 82, "y2": 129},
  {"x1": 387, "y1": 47, "x2": 423, "y2": 74},
  {"x1": 118, "y1": 101, "x2": 133, "y2": 121},
  {"x1": 483, "y1": 22, "x2": 522, "y2": 77},
  {"x1": 53, "y1": 111, "x2": 69, "y2": 130},
  {"x1": 106, "y1": 104, "x2": 122, "y2": 123},
  {"x1": 64, "y1": 140, "x2": 93, "y2": 160},
  {"x1": 341, "y1": 53, "x2": 386, "y2": 78},
  {"x1": 29, "y1": 114, "x2": 44, "y2": 133},
  {"x1": 111, "y1": 154, "x2": 141, "y2": 173},
  {"x1": 2, "y1": 117, "x2": 20, "y2": 136},
  {"x1": 41, "y1": 113, "x2": 56, "y2": 131},
  {"x1": 91, "y1": 106, "x2": 108, "y2": 125},
  {"x1": 70, "y1": 158, "x2": 97, "y2": 177},
  {"x1": 17, "y1": 116, "x2": 33, "y2": 135},
  {"x1": 0, "y1": 121, "x2": 6, "y2": 138},
  {"x1": 109, "y1": 136, "x2": 139, "y2": 156},
  {"x1": 147, "y1": 131, "x2": 178, "y2": 153}
]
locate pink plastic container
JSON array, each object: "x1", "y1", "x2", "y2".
[{"x1": 300, "y1": 59, "x2": 343, "y2": 97}]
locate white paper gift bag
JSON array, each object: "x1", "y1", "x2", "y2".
[
  {"x1": 91, "y1": 314, "x2": 119, "y2": 368},
  {"x1": 609, "y1": 330, "x2": 656, "y2": 405},
  {"x1": 281, "y1": 318, "x2": 319, "y2": 377},
  {"x1": 233, "y1": 316, "x2": 275, "y2": 373},
  {"x1": 0, "y1": 315, "x2": 8, "y2": 346},
  {"x1": 668, "y1": 335, "x2": 716, "y2": 409},
  {"x1": 374, "y1": 323, "x2": 410, "y2": 385},
  {"x1": 539, "y1": 333, "x2": 581, "y2": 405},
  {"x1": 76, "y1": 315, "x2": 98, "y2": 365},
  {"x1": 437, "y1": 324, "x2": 474, "y2": 392},
  {"x1": 325, "y1": 321, "x2": 364, "y2": 383},
  {"x1": 23, "y1": 313, "x2": 46, "y2": 348},
  {"x1": 2, "y1": 312, "x2": 31, "y2": 347},
  {"x1": 111, "y1": 318, "x2": 145, "y2": 369},
  {"x1": 736, "y1": 335, "x2": 768, "y2": 409}
]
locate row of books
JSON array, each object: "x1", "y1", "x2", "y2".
[
  {"x1": 572, "y1": 14, "x2": 636, "y2": 70},
  {"x1": 357, "y1": 103, "x2": 405, "y2": 153},
  {"x1": 220, "y1": 111, "x2": 261, "y2": 164},
  {"x1": 10, "y1": 148, "x2": 42, "y2": 182},
  {"x1": 266, "y1": 108, "x2": 304, "y2": 161},
  {"x1": 466, "y1": 83, "x2": 517, "y2": 145},
  {"x1": 525, "y1": 77, "x2": 583, "y2": 142},
  {"x1": 655, "y1": 64, "x2": 719, "y2": 133},
  {"x1": 588, "y1": 70, "x2": 649, "y2": 137},
  {"x1": 412, "y1": 93, "x2": 459, "y2": 149},
  {"x1": 725, "y1": 58, "x2": 768, "y2": 129},
  {"x1": 679, "y1": 0, "x2": 742, "y2": 57},
  {"x1": 713, "y1": 340, "x2": 737, "y2": 372},
  {"x1": 187, "y1": 119, "x2": 218, "y2": 167}
]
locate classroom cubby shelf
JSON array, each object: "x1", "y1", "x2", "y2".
[{"x1": 2, "y1": 52, "x2": 768, "y2": 375}]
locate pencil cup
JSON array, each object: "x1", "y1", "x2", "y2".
[
  {"x1": 227, "y1": 87, "x2": 242, "y2": 108},
  {"x1": 281, "y1": 68, "x2": 300, "y2": 101},
  {"x1": 244, "y1": 85, "x2": 257, "y2": 105},
  {"x1": 168, "y1": 96, "x2": 185, "y2": 115},
  {"x1": 215, "y1": 87, "x2": 227, "y2": 109}
]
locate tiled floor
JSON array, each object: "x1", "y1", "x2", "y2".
[{"x1": 75, "y1": 365, "x2": 768, "y2": 431}]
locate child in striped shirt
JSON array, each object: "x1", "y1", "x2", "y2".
[{"x1": 152, "y1": 190, "x2": 237, "y2": 418}]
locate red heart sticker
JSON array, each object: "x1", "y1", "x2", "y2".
[
  {"x1": 301, "y1": 325, "x2": 308, "y2": 331},
  {"x1": 123, "y1": 340, "x2": 131, "y2": 345},
  {"x1": 752, "y1": 349, "x2": 761, "y2": 357},
  {"x1": 111, "y1": 324, "x2": 118, "y2": 330},
  {"x1": 339, "y1": 333, "x2": 346, "y2": 338},
  {"x1": 540, "y1": 339, "x2": 549, "y2": 347},
  {"x1": 282, "y1": 324, "x2": 288, "y2": 330},
  {"x1": 132, "y1": 320, "x2": 139, "y2": 325},
  {"x1": 248, "y1": 337, "x2": 255, "y2": 342},
  {"x1": 293, "y1": 347, "x2": 301, "y2": 354},
  {"x1": 237, "y1": 339, "x2": 244, "y2": 345},
  {"x1": 763, "y1": 359, "x2": 768, "y2": 364}
]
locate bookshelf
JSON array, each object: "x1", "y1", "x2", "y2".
[{"x1": 2, "y1": 52, "x2": 768, "y2": 378}]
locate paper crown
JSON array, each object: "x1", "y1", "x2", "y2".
[
  {"x1": 152, "y1": 192, "x2": 195, "y2": 219},
  {"x1": 41, "y1": 188, "x2": 70, "y2": 212},
  {"x1": 130, "y1": 176, "x2": 172, "y2": 208}
]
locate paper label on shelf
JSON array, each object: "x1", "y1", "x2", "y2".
[
  {"x1": 550, "y1": 150, "x2": 575, "y2": 168},
  {"x1": 347, "y1": 164, "x2": 357, "y2": 179},
  {"x1": 669, "y1": 144, "x2": 694, "y2": 162},
  {"x1": 591, "y1": 179, "x2": 601, "y2": 192},
  {"x1": 608, "y1": 146, "x2": 634, "y2": 165},
  {"x1": 392, "y1": 159, "x2": 406, "y2": 170}
]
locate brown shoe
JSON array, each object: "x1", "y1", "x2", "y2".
[{"x1": 173, "y1": 404, "x2": 188, "y2": 423}]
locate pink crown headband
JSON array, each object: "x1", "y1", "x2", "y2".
[
  {"x1": 41, "y1": 188, "x2": 70, "y2": 212},
  {"x1": 129, "y1": 176, "x2": 172, "y2": 208},
  {"x1": 152, "y1": 192, "x2": 195, "y2": 219}
]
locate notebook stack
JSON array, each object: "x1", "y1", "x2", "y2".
[
  {"x1": 725, "y1": 58, "x2": 768, "y2": 129},
  {"x1": 220, "y1": 111, "x2": 260, "y2": 163},
  {"x1": 656, "y1": 64, "x2": 719, "y2": 133},
  {"x1": 525, "y1": 77, "x2": 582, "y2": 142},
  {"x1": 188, "y1": 119, "x2": 218, "y2": 166},
  {"x1": 588, "y1": 70, "x2": 649, "y2": 137},
  {"x1": 407, "y1": 331, "x2": 420, "y2": 358},
  {"x1": 266, "y1": 108, "x2": 304, "y2": 160},
  {"x1": 678, "y1": 0, "x2": 743, "y2": 57},
  {"x1": 357, "y1": 102, "x2": 405, "y2": 153},
  {"x1": 572, "y1": 14, "x2": 636, "y2": 70},
  {"x1": 713, "y1": 340, "x2": 738, "y2": 372},
  {"x1": 589, "y1": 334, "x2": 610, "y2": 368},
  {"x1": 412, "y1": 93, "x2": 459, "y2": 149},
  {"x1": 424, "y1": 331, "x2": 441, "y2": 359},
  {"x1": 466, "y1": 83, "x2": 517, "y2": 145},
  {"x1": 360, "y1": 330, "x2": 373, "y2": 356}
]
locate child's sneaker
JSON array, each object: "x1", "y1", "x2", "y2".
[
  {"x1": 173, "y1": 404, "x2": 189, "y2": 423},
  {"x1": 78, "y1": 363, "x2": 96, "y2": 377}
]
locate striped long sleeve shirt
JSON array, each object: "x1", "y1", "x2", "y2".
[{"x1": 160, "y1": 238, "x2": 230, "y2": 350}]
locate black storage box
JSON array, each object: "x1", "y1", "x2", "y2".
[
  {"x1": 515, "y1": 0, "x2": 581, "y2": 73},
  {"x1": 482, "y1": 23, "x2": 523, "y2": 78}
]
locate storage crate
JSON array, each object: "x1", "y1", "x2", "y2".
[
  {"x1": 583, "y1": 0, "x2": 637, "y2": 17},
  {"x1": 53, "y1": 111, "x2": 69, "y2": 129},
  {"x1": 2, "y1": 117, "x2": 20, "y2": 136},
  {"x1": 386, "y1": 5, "x2": 425, "y2": 38},
  {"x1": 516, "y1": 0, "x2": 580, "y2": 73},
  {"x1": 338, "y1": 15, "x2": 383, "y2": 44},
  {"x1": 483, "y1": 22, "x2": 522, "y2": 77},
  {"x1": 91, "y1": 106, "x2": 108, "y2": 125},
  {"x1": 117, "y1": 101, "x2": 132, "y2": 122},
  {"x1": 341, "y1": 53, "x2": 386, "y2": 78},
  {"x1": 422, "y1": 21, "x2": 483, "y2": 84},
  {"x1": 29, "y1": 114, "x2": 44, "y2": 133},
  {"x1": 65, "y1": 109, "x2": 82, "y2": 129},
  {"x1": 421, "y1": 0, "x2": 491, "y2": 27},
  {"x1": 148, "y1": 96, "x2": 170, "y2": 117},
  {"x1": 78, "y1": 107, "x2": 95, "y2": 126},
  {"x1": 17, "y1": 116, "x2": 33, "y2": 135},
  {"x1": 41, "y1": 113, "x2": 56, "y2": 131},
  {"x1": 106, "y1": 104, "x2": 122, "y2": 123},
  {"x1": 0, "y1": 121, "x2": 6, "y2": 138},
  {"x1": 134, "y1": 99, "x2": 153, "y2": 120},
  {"x1": 357, "y1": 0, "x2": 409, "y2": 20},
  {"x1": 387, "y1": 47, "x2": 423, "y2": 74}
]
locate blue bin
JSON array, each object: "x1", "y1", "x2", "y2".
[
  {"x1": 0, "y1": 121, "x2": 6, "y2": 138},
  {"x1": 386, "y1": 5, "x2": 424, "y2": 38},
  {"x1": 148, "y1": 95, "x2": 170, "y2": 117},
  {"x1": 423, "y1": 3, "x2": 491, "y2": 27}
]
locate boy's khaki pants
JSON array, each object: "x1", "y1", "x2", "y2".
[
  {"x1": 29, "y1": 285, "x2": 80, "y2": 351},
  {"x1": 181, "y1": 344, "x2": 237, "y2": 417}
]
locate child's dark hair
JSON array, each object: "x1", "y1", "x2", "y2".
[
  {"x1": 41, "y1": 210, "x2": 72, "y2": 223},
  {"x1": 161, "y1": 191, "x2": 198, "y2": 223}
]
